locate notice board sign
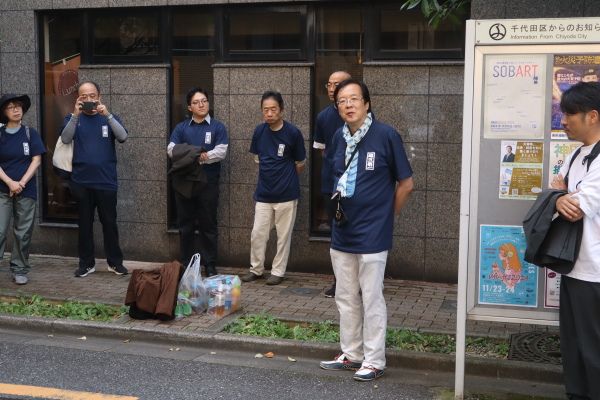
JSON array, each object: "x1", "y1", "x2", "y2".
[{"x1": 455, "y1": 17, "x2": 600, "y2": 399}]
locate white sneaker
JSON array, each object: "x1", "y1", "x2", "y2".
[
  {"x1": 353, "y1": 365, "x2": 384, "y2": 381},
  {"x1": 319, "y1": 353, "x2": 361, "y2": 370}
]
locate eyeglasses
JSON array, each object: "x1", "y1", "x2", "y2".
[
  {"x1": 325, "y1": 83, "x2": 340, "y2": 89},
  {"x1": 6, "y1": 105, "x2": 23, "y2": 111},
  {"x1": 336, "y1": 97, "x2": 363, "y2": 107},
  {"x1": 191, "y1": 100, "x2": 209, "y2": 106}
]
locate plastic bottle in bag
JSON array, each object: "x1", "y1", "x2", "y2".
[
  {"x1": 231, "y1": 281, "x2": 241, "y2": 312},
  {"x1": 206, "y1": 280, "x2": 219, "y2": 317},
  {"x1": 189, "y1": 282, "x2": 197, "y2": 314},
  {"x1": 182, "y1": 290, "x2": 192, "y2": 315},
  {"x1": 224, "y1": 279, "x2": 232, "y2": 315},
  {"x1": 215, "y1": 283, "x2": 225, "y2": 318}
]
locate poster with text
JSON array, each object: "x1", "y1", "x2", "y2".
[
  {"x1": 552, "y1": 54, "x2": 600, "y2": 139},
  {"x1": 484, "y1": 54, "x2": 545, "y2": 139},
  {"x1": 499, "y1": 141, "x2": 544, "y2": 200},
  {"x1": 479, "y1": 225, "x2": 538, "y2": 307},
  {"x1": 544, "y1": 269, "x2": 561, "y2": 308},
  {"x1": 548, "y1": 141, "x2": 583, "y2": 182}
]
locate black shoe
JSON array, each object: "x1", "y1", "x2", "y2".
[
  {"x1": 205, "y1": 265, "x2": 217, "y2": 277},
  {"x1": 266, "y1": 275, "x2": 284, "y2": 285},
  {"x1": 108, "y1": 265, "x2": 129, "y2": 275},
  {"x1": 241, "y1": 272, "x2": 264, "y2": 282},
  {"x1": 325, "y1": 282, "x2": 336, "y2": 298},
  {"x1": 74, "y1": 266, "x2": 95, "y2": 277}
]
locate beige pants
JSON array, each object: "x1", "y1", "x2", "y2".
[
  {"x1": 330, "y1": 248, "x2": 388, "y2": 370},
  {"x1": 249, "y1": 199, "x2": 298, "y2": 277}
]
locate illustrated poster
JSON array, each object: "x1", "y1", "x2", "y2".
[
  {"x1": 548, "y1": 141, "x2": 583, "y2": 182},
  {"x1": 499, "y1": 141, "x2": 544, "y2": 200},
  {"x1": 479, "y1": 225, "x2": 538, "y2": 307},
  {"x1": 552, "y1": 54, "x2": 600, "y2": 139},
  {"x1": 544, "y1": 269, "x2": 561, "y2": 308},
  {"x1": 484, "y1": 54, "x2": 545, "y2": 139}
]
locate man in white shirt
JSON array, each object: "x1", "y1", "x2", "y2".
[
  {"x1": 551, "y1": 81, "x2": 600, "y2": 400},
  {"x1": 167, "y1": 87, "x2": 229, "y2": 276}
]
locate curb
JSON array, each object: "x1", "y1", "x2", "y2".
[
  {"x1": 0, "y1": 290, "x2": 123, "y2": 307},
  {"x1": 0, "y1": 313, "x2": 563, "y2": 384}
]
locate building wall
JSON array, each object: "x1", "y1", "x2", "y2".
[{"x1": 1, "y1": 0, "x2": 598, "y2": 283}]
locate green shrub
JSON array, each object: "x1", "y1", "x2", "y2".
[{"x1": 0, "y1": 295, "x2": 128, "y2": 322}]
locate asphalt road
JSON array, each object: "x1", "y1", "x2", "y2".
[
  {"x1": 0, "y1": 327, "x2": 566, "y2": 400},
  {"x1": 0, "y1": 329, "x2": 434, "y2": 400}
]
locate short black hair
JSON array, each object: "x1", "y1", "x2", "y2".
[
  {"x1": 261, "y1": 91, "x2": 284, "y2": 110},
  {"x1": 186, "y1": 87, "x2": 208, "y2": 106},
  {"x1": 77, "y1": 81, "x2": 101, "y2": 95},
  {"x1": 333, "y1": 79, "x2": 371, "y2": 112},
  {"x1": 0, "y1": 100, "x2": 24, "y2": 124},
  {"x1": 560, "y1": 82, "x2": 600, "y2": 115}
]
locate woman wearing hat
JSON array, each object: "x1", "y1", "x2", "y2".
[{"x1": 0, "y1": 94, "x2": 46, "y2": 285}]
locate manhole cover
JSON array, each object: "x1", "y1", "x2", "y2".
[
  {"x1": 509, "y1": 332, "x2": 561, "y2": 364},
  {"x1": 279, "y1": 287, "x2": 322, "y2": 297}
]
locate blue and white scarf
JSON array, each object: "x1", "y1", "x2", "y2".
[{"x1": 336, "y1": 112, "x2": 373, "y2": 198}]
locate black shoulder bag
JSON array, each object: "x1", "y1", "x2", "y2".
[{"x1": 332, "y1": 144, "x2": 361, "y2": 228}]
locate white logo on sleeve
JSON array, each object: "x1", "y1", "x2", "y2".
[
  {"x1": 205, "y1": 132, "x2": 212, "y2": 144},
  {"x1": 366, "y1": 152, "x2": 375, "y2": 170},
  {"x1": 23, "y1": 143, "x2": 29, "y2": 155},
  {"x1": 278, "y1": 144, "x2": 285, "y2": 157},
  {"x1": 102, "y1": 125, "x2": 108, "y2": 137}
]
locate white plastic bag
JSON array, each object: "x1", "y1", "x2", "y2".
[{"x1": 174, "y1": 254, "x2": 207, "y2": 318}]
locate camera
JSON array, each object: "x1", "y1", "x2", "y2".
[{"x1": 81, "y1": 101, "x2": 98, "y2": 111}]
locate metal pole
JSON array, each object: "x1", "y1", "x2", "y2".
[{"x1": 455, "y1": 19, "x2": 477, "y2": 400}]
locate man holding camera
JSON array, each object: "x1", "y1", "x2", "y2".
[{"x1": 60, "y1": 81, "x2": 128, "y2": 278}]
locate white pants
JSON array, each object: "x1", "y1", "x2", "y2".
[
  {"x1": 330, "y1": 248, "x2": 388, "y2": 370},
  {"x1": 250, "y1": 199, "x2": 298, "y2": 277}
]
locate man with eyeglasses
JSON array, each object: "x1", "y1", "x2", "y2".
[
  {"x1": 168, "y1": 87, "x2": 229, "y2": 276},
  {"x1": 313, "y1": 71, "x2": 351, "y2": 298},
  {"x1": 319, "y1": 80, "x2": 413, "y2": 382},
  {"x1": 242, "y1": 91, "x2": 306, "y2": 286},
  {"x1": 60, "y1": 81, "x2": 128, "y2": 278}
]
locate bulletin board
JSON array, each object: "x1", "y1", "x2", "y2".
[{"x1": 455, "y1": 18, "x2": 600, "y2": 399}]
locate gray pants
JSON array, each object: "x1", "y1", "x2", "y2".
[{"x1": 0, "y1": 192, "x2": 35, "y2": 275}]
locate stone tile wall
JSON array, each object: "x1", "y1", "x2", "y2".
[
  {"x1": 31, "y1": 66, "x2": 172, "y2": 263},
  {"x1": 362, "y1": 64, "x2": 463, "y2": 282},
  {"x1": 212, "y1": 65, "x2": 329, "y2": 273}
]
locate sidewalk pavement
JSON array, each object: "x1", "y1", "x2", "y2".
[
  {"x1": 0, "y1": 254, "x2": 567, "y2": 396},
  {"x1": 0, "y1": 254, "x2": 558, "y2": 337}
]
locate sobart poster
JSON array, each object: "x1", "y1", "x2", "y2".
[
  {"x1": 479, "y1": 225, "x2": 538, "y2": 307},
  {"x1": 484, "y1": 54, "x2": 545, "y2": 139},
  {"x1": 499, "y1": 141, "x2": 544, "y2": 200}
]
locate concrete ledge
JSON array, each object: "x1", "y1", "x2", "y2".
[{"x1": 0, "y1": 313, "x2": 563, "y2": 385}]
